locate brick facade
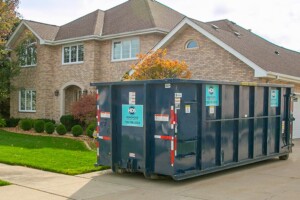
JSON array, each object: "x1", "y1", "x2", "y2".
[
  {"x1": 10, "y1": 31, "x2": 164, "y2": 121},
  {"x1": 9, "y1": 26, "x2": 297, "y2": 122},
  {"x1": 165, "y1": 26, "x2": 257, "y2": 82}
]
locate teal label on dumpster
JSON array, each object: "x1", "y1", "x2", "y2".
[
  {"x1": 206, "y1": 85, "x2": 219, "y2": 106},
  {"x1": 270, "y1": 90, "x2": 279, "y2": 107},
  {"x1": 122, "y1": 105, "x2": 143, "y2": 127}
]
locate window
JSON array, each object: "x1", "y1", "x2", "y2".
[
  {"x1": 63, "y1": 44, "x2": 84, "y2": 64},
  {"x1": 185, "y1": 40, "x2": 198, "y2": 49},
  {"x1": 112, "y1": 38, "x2": 139, "y2": 61},
  {"x1": 19, "y1": 89, "x2": 36, "y2": 112},
  {"x1": 19, "y1": 39, "x2": 37, "y2": 67}
]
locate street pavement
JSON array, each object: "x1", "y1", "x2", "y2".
[{"x1": 0, "y1": 139, "x2": 299, "y2": 200}]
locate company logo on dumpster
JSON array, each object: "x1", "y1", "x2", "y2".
[
  {"x1": 122, "y1": 105, "x2": 143, "y2": 127},
  {"x1": 128, "y1": 106, "x2": 136, "y2": 115},
  {"x1": 206, "y1": 85, "x2": 219, "y2": 106},
  {"x1": 270, "y1": 89, "x2": 279, "y2": 107}
]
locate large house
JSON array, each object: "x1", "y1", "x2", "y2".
[{"x1": 6, "y1": 0, "x2": 300, "y2": 138}]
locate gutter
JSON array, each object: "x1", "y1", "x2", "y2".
[
  {"x1": 43, "y1": 28, "x2": 169, "y2": 46},
  {"x1": 267, "y1": 71, "x2": 300, "y2": 84}
]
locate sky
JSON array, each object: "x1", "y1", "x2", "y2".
[{"x1": 17, "y1": 0, "x2": 300, "y2": 52}]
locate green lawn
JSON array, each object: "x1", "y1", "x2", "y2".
[
  {"x1": 0, "y1": 129, "x2": 107, "y2": 175},
  {"x1": 0, "y1": 180, "x2": 10, "y2": 186}
]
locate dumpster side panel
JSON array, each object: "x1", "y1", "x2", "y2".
[
  {"x1": 254, "y1": 87, "x2": 265, "y2": 157},
  {"x1": 115, "y1": 85, "x2": 146, "y2": 171},
  {"x1": 152, "y1": 84, "x2": 174, "y2": 175},
  {"x1": 97, "y1": 86, "x2": 112, "y2": 167},
  {"x1": 174, "y1": 84, "x2": 198, "y2": 173},
  {"x1": 220, "y1": 85, "x2": 235, "y2": 164},
  {"x1": 238, "y1": 86, "x2": 250, "y2": 161}
]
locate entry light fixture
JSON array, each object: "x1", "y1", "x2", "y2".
[{"x1": 54, "y1": 90, "x2": 59, "y2": 96}]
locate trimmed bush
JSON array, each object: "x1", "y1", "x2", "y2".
[
  {"x1": 6, "y1": 118, "x2": 21, "y2": 127},
  {"x1": 71, "y1": 125, "x2": 83, "y2": 137},
  {"x1": 20, "y1": 119, "x2": 32, "y2": 131},
  {"x1": 56, "y1": 124, "x2": 67, "y2": 135},
  {"x1": 60, "y1": 115, "x2": 79, "y2": 131},
  {"x1": 39, "y1": 118, "x2": 56, "y2": 124},
  {"x1": 86, "y1": 122, "x2": 96, "y2": 138},
  {"x1": 0, "y1": 118, "x2": 6, "y2": 127},
  {"x1": 45, "y1": 122, "x2": 55, "y2": 134},
  {"x1": 34, "y1": 120, "x2": 45, "y2": 133}
]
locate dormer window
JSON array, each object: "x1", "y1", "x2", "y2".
[
  {"x1": 19, "y1": 39, "x2": 37, "y2": 67},
  {"x1": 185, "y1": 40, "x2": 199, "y2": 49},
  {"x1": 63, "y1": 44, "x2": 84, "y2": 64}
]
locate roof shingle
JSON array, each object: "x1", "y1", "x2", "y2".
[{"x1": 196, "y1": 19, "x2": 300, "y2": 77}]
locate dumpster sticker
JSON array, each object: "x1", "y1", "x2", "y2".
[
  {"x1": 154, "y1": 114, "x2": 169, "y2": 122},
  {"x1": 270, "y1": 90, "x2": 279, "y2": 107},
  {"x1": 209, "y1": 106, "x2": 215, "y2": 114},
  {"x1": 185, "y1": 105, "x2": 191, "y2": 113},
  {"x1": 175, "y1": 93, "x2": 182, "y2": 98},
  {"x1": 122, "y1": 105, "x2": 143, "y2": 127},
  {"x1": 206, "y1": 85, "x2": 219, "y2": 106},
  {"x1": 129, "y1": 92, "x2": 136, "y2": 105},
  {"x1": 175, "y1": 97, "x2": 181, "y2": 109},
  {"x1": 100, "y1": 112, "x2": 111, "y2": 118}
]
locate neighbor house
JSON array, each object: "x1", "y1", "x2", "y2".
[{"x1": 6, "y1": 0, "x2": 300, "y2": 138}]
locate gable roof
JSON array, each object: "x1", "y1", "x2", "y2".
[
  {"x1": 25, "y1": 20, "x2": 59, "y2": 41},
  {"x1": 6, "y1": 0, "x2": 184, "y2": 46},
  {"x1": 102, "y1": 0, "x2": 184, "y2": 35},
  {"x1": 6, "y1": 0, "x2": 300, "y2": 80},
  {"x1": 55, "y1": 10, "x2": 105, "y2": 41},
  {"x1": 200, "y1": 19, "x2": 300, "y2": 78},
  {"x1": 152, "y1": 17, "x2": 300, "y2": 79}
]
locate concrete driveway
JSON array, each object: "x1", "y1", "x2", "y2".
[{"x1": 0, "y1": 139, "x2": 299, "y2": 200}]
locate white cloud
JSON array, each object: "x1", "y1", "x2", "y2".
[{"x1": 17, "y1": 0, "x2": 300, "y2": 52}]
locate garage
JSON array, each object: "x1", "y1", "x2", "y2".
[{"x1": 293, "y1": 95, "x2": 300, "y2": 139}]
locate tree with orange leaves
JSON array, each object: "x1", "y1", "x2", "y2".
[{"x1": 124, "y1": 49, "x2": 191, "y2": 80}]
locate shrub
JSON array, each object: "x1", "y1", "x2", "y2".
[
  {"x1": 71, "y1": 125, "x2": 83, "y2": 137},
  {"x1": 86, "y1": 122, "x2": 96, "y2": 138},
  {"x1": 38, "y1": 118, "x2": 56, "y2": 124},
  {"x1": 71, "y1": 94, "x2": 96, "y2": 125},
  {"x1": 56, "y1": 124, "x2": 67, "y2": 135},
  {"x1": 0, "y1": 118, "x2": 6, "y2": 127},
  {"x1": 20, "y1": 119, "x2": 32, "y2": 131},
  {"x1": 34, "y1": 120, "x2": 45, "y2": 133},
  {"x1": 6, "y1": 118, "x2": 21, "y2": 127},
  {"x1": 45, "y1": 122, "x2": 55, "y2": 134},
  {"x1": 60, "y1": 115, "x2": 79, "y2": 131}
]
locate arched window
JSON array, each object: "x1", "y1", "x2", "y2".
[
  {"x1": 19, "y1": 38, "x2": 37, "y2": 67},
  {"x1": 185, "y1": 40, "x2": 198, "y2": 49}
]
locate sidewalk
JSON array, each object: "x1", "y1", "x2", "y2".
[{"x1": 0, "y1": 139, "x2": 299, "y2": 200}]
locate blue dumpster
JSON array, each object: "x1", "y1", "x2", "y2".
[{"x1": 91, "y1": 79, "x2": 294, "y2": 180}]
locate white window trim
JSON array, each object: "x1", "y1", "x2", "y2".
[
  {"x1": 185, "y1": 40, "x2": 199, "y2": 50},
  {"x1": 62, "y1": 43, "x2": 84, "y2": 65},
  {"x1": 111, "y1": 37, "x2": 139, "y2": 62},
  {"x1": 19, "y1": 89, "x2": 36, "y2": 113},
  {"x1": 20, "y1": 42, "x2": 37, "y2": 67}
]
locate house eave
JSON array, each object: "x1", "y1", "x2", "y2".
[
  {"x1": 267, "y1": 71, "x2": 300, "y2": 84},
  {"x1": 6, "y1": 21, "x2": 46, "y2": 48},
  {"x1": 44, "y1": 28, "x2": 169, "y2": 45}
]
